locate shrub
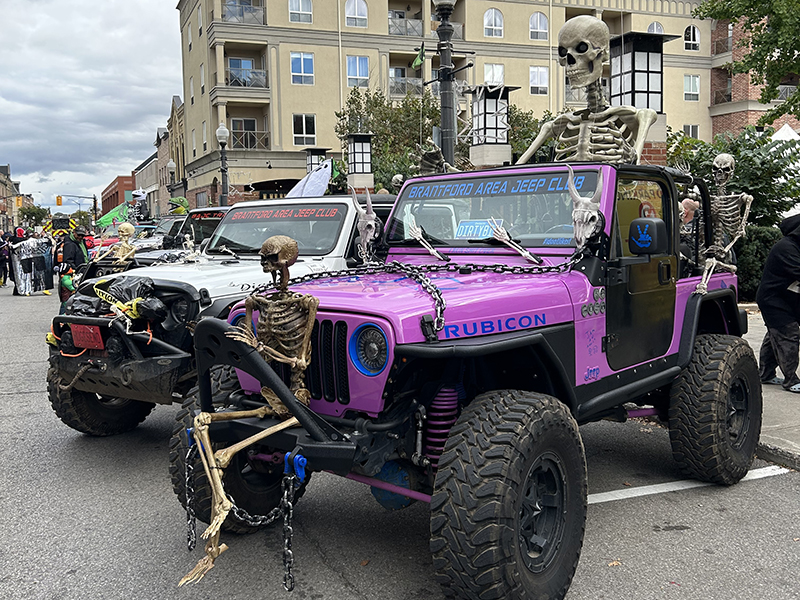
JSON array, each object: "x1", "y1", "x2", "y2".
[{"x1": 733, "y1": 225, "x2": 782, "y2": 301}]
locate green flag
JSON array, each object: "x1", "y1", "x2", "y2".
[{"x1": 411, "y1": 43, "x2": 425, "y2": 70}]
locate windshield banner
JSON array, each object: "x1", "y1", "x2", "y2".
[
  {"x1": 190, "y1": 211, "x2": 226, "y2": 220},
  {"x1": 405, "y1": 171, "x2": 598, "y2": 200},
  {"x1": 229, "y1": 206, "x2": 344, "y2": 222}
]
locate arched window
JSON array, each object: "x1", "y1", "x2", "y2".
[
  {"x1": 684, "y1": 25, "x2": 699, "y2": 51},
  {"x1": 484, "y1": 8, "x2": 503, "y2": 38},
  {"x1": 289, "y1": 0, "x2": 312, "y2": 23},
  {"x1": 530, "y1": 12, "x2": 548, "y2": 40},
  {"x1": 647, "y1": 21, "x2": 664, "y2": 34},
  {"x1": 345, "y1": 0, "x2": 367, "y2": 27}
]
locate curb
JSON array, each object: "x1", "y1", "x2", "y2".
[{"x1": 756, "y1": 442, "x2": 800, "y2": 471}]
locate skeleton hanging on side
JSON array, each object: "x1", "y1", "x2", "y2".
[
  {"x1": 694, "y1": 153, "x2": 753, "y2": 295},
  {"x1": 517, "y1": 16, "x2": 657, "y2": 165},
  {"x1": 181, "y1": 234, "x2": 318, "y2": 584}
]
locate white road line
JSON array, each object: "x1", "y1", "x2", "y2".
[{"x1": 588, "y1": 465, "x2": 790, "y2": 505}]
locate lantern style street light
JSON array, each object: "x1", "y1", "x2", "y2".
[
  {"x1": 167, "y1": 158, "x2": 176, "y2": 185},
  {"x1": 215, "y1": 122, "x2": 230, "y2": 206}
]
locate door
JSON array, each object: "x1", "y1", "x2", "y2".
[{"x1": 605, "y1": 176, "x2": 677, "y2": 371}]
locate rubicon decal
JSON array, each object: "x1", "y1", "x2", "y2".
[{"x1": 443, "y1": 313, "x2": 547, "y2": 339}]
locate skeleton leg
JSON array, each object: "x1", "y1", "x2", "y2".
[{"x1": 191, "y1": 415, "x2": 234, "y2": 540}]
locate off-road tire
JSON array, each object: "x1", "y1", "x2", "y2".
[
  {"x1": 430, "y1": 390, "x2": 587, "y2": 600},
  {"x1": 168, "y1": 366, "x2": 309, "y2": 534},
  {"x1": 668, "y1": 334, "x2": 762, "y2": 485},
  {"x1": 47, "y1": 366, "x2": 155, "y2": 436}
]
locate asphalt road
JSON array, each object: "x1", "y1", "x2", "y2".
[{"x1": 2, "y1": 289, "x2": 798, "y2": 600}]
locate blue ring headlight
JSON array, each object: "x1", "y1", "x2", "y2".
[
  {"x1": 349, "y1": 324, "x2": 388, "y2": 376},
  {"x1": 230, "y1": 313, "x2": 257, "y2": 334}
]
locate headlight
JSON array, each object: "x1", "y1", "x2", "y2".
[
  {"x1": 349, "y1": 324, "x2": 388, "y2": 376},
  {"x1": 171, "y1": 298, "x2": 190, "y2": 322}
]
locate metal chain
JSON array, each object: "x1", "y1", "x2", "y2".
[
  {"x1": 251, "y1": 254, "x2": 582, "y2": 333},
  {"x1": 281, "y1": 474, "x2": 298, "y2": 592},
  {"x1": 184, "y1": 444, "x2": 198, "y2": 552}
]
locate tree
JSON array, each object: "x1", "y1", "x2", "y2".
[
  {"x1": 508, "y1": 105, "x2": 554, "y2": 163},
  {"x1": 18, "y1": 205, "x2": 50, "y2": 227},
  {"x1": 71, "y1": 210, "x2": 93, "y2": 229},
  {"x1": 693, "y1": 0, "x2": 800, "y2": 124},
  {"x1": 667, "y1": 125, "x2": 800, "y2": 227}
]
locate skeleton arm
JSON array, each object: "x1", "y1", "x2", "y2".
[{"x1": 516, "y1": 121, "x2": 555, "y2": 165}]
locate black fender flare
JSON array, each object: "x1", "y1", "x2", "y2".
[{"x1": 678, "y1": 287, "x2": 747, "y2": 368}]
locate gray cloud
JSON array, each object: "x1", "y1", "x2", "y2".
[{"x1": 0, "y1": 0, "x2": 182, "y2": 212}]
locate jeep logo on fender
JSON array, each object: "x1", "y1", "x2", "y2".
[{"x1": 443, "y1": 313, "x2": 547, "y2": 339}]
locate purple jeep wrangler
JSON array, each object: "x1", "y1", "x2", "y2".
[{"x1": 170, "y1": 162, "x2": 760, "y2": 599}]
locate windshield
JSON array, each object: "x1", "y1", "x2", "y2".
[
  {"x1": 178, "y1": 210, "x2": 226, "y2": 244},
  {"x1": 207, "y1": 203, "x2": 348, "y2": 256},
  {"x1": 154, "y1": 218, "x2": 182, "y2": 235},
  {"x1": 387, "y1": 169, "x2": 600, "y2": 248}
]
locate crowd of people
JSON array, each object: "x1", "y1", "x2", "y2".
[{"x1": 0, "y1": 226, "x2": 90, "y2": 310}]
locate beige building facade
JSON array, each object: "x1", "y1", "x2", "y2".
[{"x1": 171, "y1": 0, "x2": 792, "y2": 204}]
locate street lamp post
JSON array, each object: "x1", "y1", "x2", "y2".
[
  {"x1": 433, "y1": 0, "x2": 458, "y2": 166},
  {"x1": 167, "y1": 159, "x2": 176, "y2": 186},
  {"x1": 215, "y1": 122, "x2": 230, "y2": 206}
]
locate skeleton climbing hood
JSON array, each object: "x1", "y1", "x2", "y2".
[{"x1": 558, "y1": 16, "x2": 610, "y2": 88}]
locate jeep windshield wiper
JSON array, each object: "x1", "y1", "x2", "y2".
[{"x1": 209, "y1": 244, "x2": 240, "y2": 260}]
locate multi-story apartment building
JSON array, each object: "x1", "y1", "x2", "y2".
[
  {"x1": 101, "y1": 176, "x2": 135, "y2": 216},
  {"x1": 172, "y1": 0, "x2": 795, "y2": 206},
  {"x1": 0, "y1": 165, "x2": 34, "y2": 231}
]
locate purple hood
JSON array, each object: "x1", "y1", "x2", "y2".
[{"x1": 289, "y1": 254, "x2": 578, "y2": 344}]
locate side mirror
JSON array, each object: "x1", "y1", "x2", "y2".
[{"x1": 628, "y1": 218, "x2": 668, "y2": 255}]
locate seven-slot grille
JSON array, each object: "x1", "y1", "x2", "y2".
[{"x1": 273, "y1": 319, "x2": 350, "y2": 404}]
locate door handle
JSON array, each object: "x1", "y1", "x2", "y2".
[{"x1": 658, "y1": 260, "x2": 672, "y2": 285}]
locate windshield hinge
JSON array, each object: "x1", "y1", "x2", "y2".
[{"x1": 420, "y1": 315, "x2": 439, "y2": 343}]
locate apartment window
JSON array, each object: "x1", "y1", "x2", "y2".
[
  {"x1": 198, "y1": 6, "x2": 203, "y2": 34},
  {"x1": 484, "y1": 63, "x2": 504, "y2": 86},
  {"x1": 231, "y1": 118, "x2": 258, "y2": 149},
  {"x1": 529, "y1": 12, "x2": 548, "y2": 40},
  {"x1": 291, "y1": 52, "x2": 314, "y2": 85},
  {"x1": 200, "y1": 64, "x2": 205, "y2": 94},
  {"x1": 530, "y1": 66, "x2": 548, "y2": 95},
  {"x1": 293, "y1": 114, "x2": 316, "y2": 146},
  {"x1": 484, "y1": 9, "x2": 503, "y2": 38},
  {"x1": 202, "y1": 121, "x2": 207, "y2": 152},
  {"x1": 190, "y1": 76, "x2": 194, "y2": 105},
  {"x1": 684, "y1": 25, "x2": 700, "y2": 51},
  {"x1": 647, "y1": 21, "x2": 664, "y2": 34},
  {"x1": 196, "y1": 191, "x2": 208, "y2": 208},
  {"x1": 188, "y1": 23, "x2": 192, "y2": 51},
  {"x1": 345, "y1": 0, "x2": 367, "y2": 27},
  {"x1": 347, "y1": 55, "x2": 369, "y2": 88},
  {"x1": 683, "y1": 124, "x2": 699, "y2": 138},
  {"x1": 192, "y1": 129, "x2": 196, "y2": 158},
  {"x1": 229, "y1": 57, "x2": 255, "y2": 86},
  {"x1": 289, "y1": 0, "x2": 312, "y2": 23},
  {"x1": 684, "y1": 74, "x2": 700, "y2": 101}
]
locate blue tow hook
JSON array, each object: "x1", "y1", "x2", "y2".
[{"x1": 284, "y1": 451, "x2": 308, "y2": 483}]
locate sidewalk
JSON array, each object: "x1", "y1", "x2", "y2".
[{"x1": 740, "y1": 304, "x2": 800, "y2": 470}]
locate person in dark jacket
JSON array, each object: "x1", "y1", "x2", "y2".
[
  {"x1": 61, "y1": 226, "x2": 89, "y2": 271},
  {"x1": 756, "y1": 213, "x2": 800, "y2": 392}
]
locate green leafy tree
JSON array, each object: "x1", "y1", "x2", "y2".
[
  {"x1": 734, "y1": 226, "x2": 783, "y2": 300},
  {"x1": 19, "y1": 205, "x2": 50, "y2": 227},
  {"x1": 71, "y1": 210, "x2": 93, "y2": 229},
  {"x1": 508, "y1": 105, "x2": 555, "y2": 163},
  {"x1": 693, "y1": 1, "x2": 800, "y2": 124},
  {"x1": 667, "y1": 125, "x2": 800, "y2": 227}
]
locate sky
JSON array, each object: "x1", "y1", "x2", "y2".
[{"x1": 0, "y1": 0, "x2": 183, "y2": 215}]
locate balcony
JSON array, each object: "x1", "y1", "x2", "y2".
[
  {"x1": 777, "y1": 85, "x2": 797, "y2": 101},
  {"x1": 712, "y1": 37, "x2": 733, "y2": 55},
  {"x1": 226, "y1": 67, "x2": 268, "y2": 88},
  {"x1": 223, "y1": 0, "x2": 265, "y2": 25},
  {"x1": 431, "y1": 21, "x2": 463, "y2": 40},
  {"x1": 389, "y1": 17, "x2": 423, "y2": 37},
  {"x1": 231, "y1": 130, "x2": 270, "y2": 150},
  {"x1": 390, "y1": 76, "x2": 423, "y2": 97},
  {"x1": 712, "y1": 90, "x2": 732, "y2": 105}
]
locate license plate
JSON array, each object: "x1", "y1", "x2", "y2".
[{"x1": 70, "y1": 324, "x2": 105, "y2": 350}]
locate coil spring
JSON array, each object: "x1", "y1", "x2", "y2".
[{"x1": 424, "y1": 387, "x2": 460, "y2": 469}]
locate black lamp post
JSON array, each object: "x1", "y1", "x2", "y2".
[
  {"x1": 433, "y1": 0, "x2": 457, "y2": 166},
  {"x1": 215, "y1": 122, "x2": 230, "y2": 206}
]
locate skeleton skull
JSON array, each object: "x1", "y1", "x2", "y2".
[
  {"x1": 558, "y1": 16, "x2": 610, "y2": 88},
  {"x1": 117, "y1": 222, "x2": 135, "y2": 242},
  {"x1": 259, "y1": 234, "x2": 299, "y2": 291},
  {"x1": 712, "y1": 153, "x2": 736, "y2": 188}
]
